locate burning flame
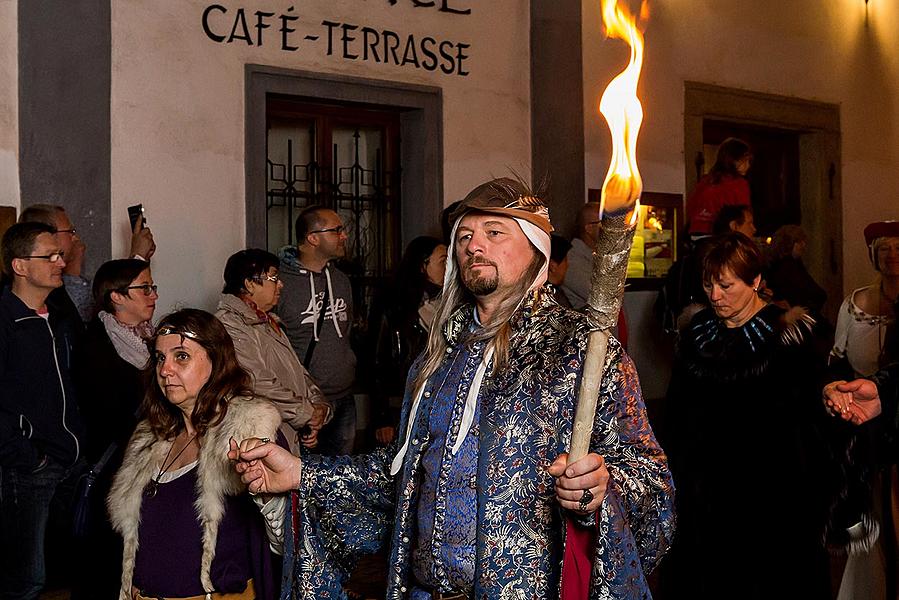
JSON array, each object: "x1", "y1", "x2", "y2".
[{"x1": 598, "y1": 0, "x2": 646, "y2": 223}]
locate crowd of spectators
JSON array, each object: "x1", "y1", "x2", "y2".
[{"x1": 0, "y1": 169, "x2": 896, "y2": 599}]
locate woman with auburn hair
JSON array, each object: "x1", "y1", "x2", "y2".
[
  {"x1": 663, "y1": 232, "x2": 832, "y2": 598},
  {"x1": 107, "y1": 309, "x2": 280, "y2": 600}
]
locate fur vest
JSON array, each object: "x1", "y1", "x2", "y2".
[{"x1": 107, "y1": 396, "x2": 280, "y2": 600}]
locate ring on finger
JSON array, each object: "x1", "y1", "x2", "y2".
[{"x1": 578, "y1": 488, "x2": 594, "y2": 512}]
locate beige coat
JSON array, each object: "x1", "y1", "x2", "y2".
[{"x1": 215, "y1": 294, "x2": 329, "y2": 453}]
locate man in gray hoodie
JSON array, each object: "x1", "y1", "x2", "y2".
[{"x1": 277, "y1": 207, "x2": 357, "y2": 455}]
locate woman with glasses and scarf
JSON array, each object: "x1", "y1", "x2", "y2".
[
  {"x1": 73, "y1": 258, "x2": 157, "y2": 598},
  {"x1": 108, "y1": 309, "x2": 280, "y2": 600},
  {"x1": 216, "y1": 249, "x2": 330, "y2": 455}
]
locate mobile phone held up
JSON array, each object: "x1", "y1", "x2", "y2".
[{"x1": 127, "y1": 204, "x2": 146, "y2": 230}]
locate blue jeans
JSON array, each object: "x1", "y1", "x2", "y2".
[
  {"x1": 316, "y1": 394, "x2": 357, "y2": 456},
  {"x1": 0, "y1": 459, "x2": 81, "y2": 600}
]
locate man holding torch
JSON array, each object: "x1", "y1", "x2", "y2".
[{"x1": 231, "y1": 178, "x2": 673, "y2": 599}]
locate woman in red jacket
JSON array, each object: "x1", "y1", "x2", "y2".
[{"x1": 687, "y1": 137, "x2": 752, "y2": 236}]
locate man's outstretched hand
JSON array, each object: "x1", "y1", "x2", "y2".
[
  {"x1": 823, "y1": 379, "x2": 882, "y2": 425},
  {"x1": 228, "y1": 438, "x2": 302, "y2": 494}
]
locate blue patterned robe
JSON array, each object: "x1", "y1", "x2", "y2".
[{"x1": 283, "y1": 291, "x2": 675, "y2": 599}]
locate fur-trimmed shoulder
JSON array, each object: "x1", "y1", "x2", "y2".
[
  {"x1": 212, "y1": 395, "x2": 281, "y2": 446},
  {"x1": 108, "y1": 395, "x2": 281, "y2": 599},
  {"x1": 779, "y1": 306, "x2": 816, "y2": 347}
]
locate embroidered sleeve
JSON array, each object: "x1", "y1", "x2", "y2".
[
  {"x1": 254, "y1": 494, "x2": 287, "y2": 555},
  {"x1": 592, "y1": 349, "x2": 676, "y2": 573},
  {"x1": 281, "y1": 449, "x2": 396, "y2": 598}
]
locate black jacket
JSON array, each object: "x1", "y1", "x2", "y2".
[
  {"x1": 76, "y1": 317, "x2": 143, "y2": 463},
  {"x1": 0, "y1": 286, "x2": 84, "y2": 469}
]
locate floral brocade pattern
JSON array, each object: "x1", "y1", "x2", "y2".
[
  {"x1": 411, "y1": 338, "x2": 484, "y2": 594},
  {"x1": 283, "y1": 290, "x2": 675, "y2": 600}
]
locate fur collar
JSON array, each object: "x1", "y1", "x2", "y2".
[{"x1": 107, "y1": 395, "x2": 280, "y2": 599}]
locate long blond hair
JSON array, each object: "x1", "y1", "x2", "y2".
[{"x1": 413, "y1": 247, "x2": 544, "y2": 392}]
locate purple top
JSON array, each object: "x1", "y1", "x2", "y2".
[{"x1": 133, "y1": 464, "x2": 275, "y2": 599}]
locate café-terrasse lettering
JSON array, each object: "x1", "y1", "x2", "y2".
[{"x1": 203, "y1": 4, "x2": 471, "y2": 77}]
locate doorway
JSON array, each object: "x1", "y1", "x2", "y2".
[
  {"x1": 684, "y1": 82, "x2": 842, "y2": 322},
  {"x1": 246, "y1": 65, "x2": 444, "y2": 318}
]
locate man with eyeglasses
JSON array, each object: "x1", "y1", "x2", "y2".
[
  {"x1": 0, "y1": 222, "x2": 86, "y2": 600},
  {"x1": 19, "y1": 204, "x2": 156, "y2": 323},
  {"x1": 561, "y1": 202, "x2": 628, "y2": 346},
  {"x1": 561, "y1": 202, "x2": 603, "y2": 311},
  {"x1": 277, "y1": 206, "x2": 357, "y2": 456}
]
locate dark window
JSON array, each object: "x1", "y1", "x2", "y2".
[{"x1": 266, "y1": 97, "x2": 402, "y2": 317}]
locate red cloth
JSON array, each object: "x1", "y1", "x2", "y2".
[
  {"x1": 686, "y1": 174, "x2": 750, "y2": 234},
  {"x1": 560, "y1": 516, "x2": 597, "y2": 600},
  {"x1": 617, "y1": 311, "x2": 628, "y2": 351}
]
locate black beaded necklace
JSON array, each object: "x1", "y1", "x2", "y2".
[{"x1": 145, "y1": 432, "x2": 198, "y2": 498}]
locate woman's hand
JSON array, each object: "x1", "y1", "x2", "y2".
[
  {"x1": 547, "y1": 452, "x2": 609, "y2": 514},
  {"x1": 307, "y1": 403, "x2": 329, "y2": 430},
  {"x1": 228, "y1": 438, "x2": 301, "y2": 494},
  {"x1": 823, "y1": 379, "x2": 882, "y2": 425}
]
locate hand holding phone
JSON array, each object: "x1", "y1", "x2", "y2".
[
  {"x1": 127, "y1": 204, "x2": 156, "y2": 260},
  {"x1": 127, "y1": 204, "x2": 145, "y2": 230}
]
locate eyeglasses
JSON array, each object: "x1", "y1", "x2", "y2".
[
  {"x1": 55, "y1": 228, "x2": 77, "y2": 235},
  {"x1": 309, "y1": 225, "x2": 345, "y2": 236},
  {"x1": 122, "y1": 284, "x2": 158, "y2": 296},
  {"x1": 255, "y1": 273, "x2": 280, "y2": 284},
  {"x1": 20, "y1": 251, "x2": 65, "y2": 263}
]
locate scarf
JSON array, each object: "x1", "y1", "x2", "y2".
[
  {"x1": 240, "y1": 296, "x2": 281, "y2": 335},
  {"x1": 99, "y1": 311, "x2": 153, "y2": 369}
]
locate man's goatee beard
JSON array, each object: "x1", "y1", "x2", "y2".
[{"x1": 466, "y1": 276, "x2": 498, "y2": 296}]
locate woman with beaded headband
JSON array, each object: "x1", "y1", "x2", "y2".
[{"x1": 107, "y1": 309, "x2": 281, "y2": 600}]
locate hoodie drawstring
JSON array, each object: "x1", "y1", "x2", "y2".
[
  {"x1": 324, "y1": 267, "x2": 343, "y2": 339},
  {"x1": 308, "y1": 266, "x2": 344, "y2": 341},
  {"x1": 307, "y1": 273, "x2": 319, "y2": 342}
]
